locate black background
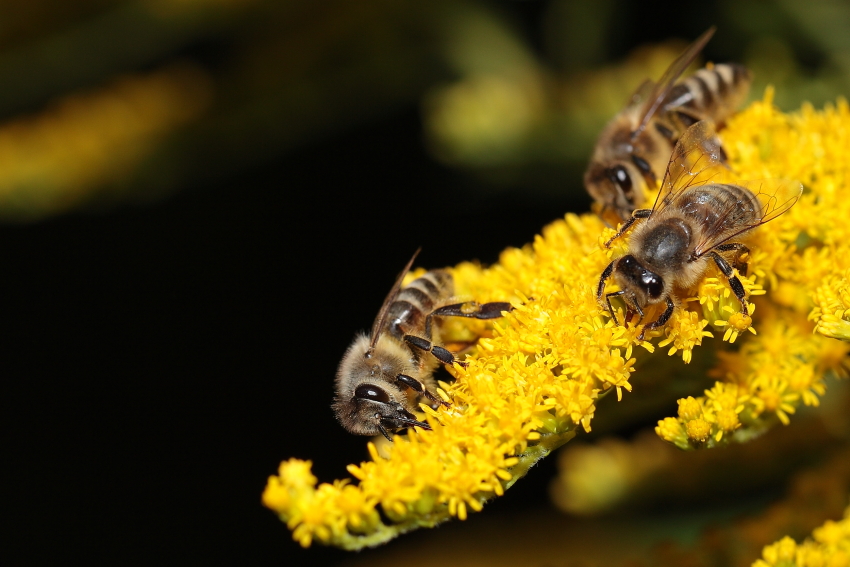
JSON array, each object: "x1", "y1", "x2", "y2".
[{"x1": 3, "y1": 106, "x2": 582, "y2": 565}]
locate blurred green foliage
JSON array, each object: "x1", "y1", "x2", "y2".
[{"x1": 0, "y1": 0, "x2": 848, "y2": 220}]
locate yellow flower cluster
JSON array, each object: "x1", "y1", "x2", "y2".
[
  {"x1": 264, "y1": 92, "x2": 850, "y2": 548},
  {"x1": 753, "y1": 504, "x2": 850, "y2": 567},
  {"x1": 656, "y1": 89, "x2": 850, "y2": 450},
  {"x1": 264, "y1": 209, "x2": 628, "y2": 549},
  {"x1": 812, "y1": 269, "x2": 850, "y2": 341}
]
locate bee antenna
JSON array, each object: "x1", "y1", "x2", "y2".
[{"x1": 369, "y1": 248, "x2": 422, "y2": 349}]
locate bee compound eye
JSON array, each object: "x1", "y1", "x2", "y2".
[
  {"x1": 619, "y1": 254, "x2": 638, "y2": 271},
  {"x1": 608, "y1": 165, "x2": 634, "y2": 197},
  {"x1": 643, "y1": 272, "x2": 663, "y2": 299},
  {"x1": 354, "y1": 384, "x2": 391, "y2": 403}
]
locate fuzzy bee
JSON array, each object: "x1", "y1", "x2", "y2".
[
  {"x1": 333, "y1": 251, "x2": 512, "y2": 440},
  {"x1": 597, "y1": 121, "x2": 802, "y2": 339},
  {"x1": 585, "y1": 27, "x2": 752, "y2": 224}
]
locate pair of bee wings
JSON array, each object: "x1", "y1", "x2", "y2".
[
  {"x1": 650, "y1": 120, "x2": 803, "y2": 257},
  {"x1": 629, "y1": 26, "x2": 716, "y2": 139}
]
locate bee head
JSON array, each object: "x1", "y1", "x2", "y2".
[
  {"x1": 332, "y1": 382, "x2": 430, "y2": 440},
  {"x1": 584, "y1": 160, "x2": 641, "y2": 221},
  {"x1": 334, "y1": 334, "x2": 430, "y2": 439},
  {"x1": 614, "y1": 254, "x2": 665, "y2": 308}
]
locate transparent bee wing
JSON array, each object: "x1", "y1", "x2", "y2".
[
  {"x1": 693, "y1": 178, "x2": 803, "y2": 256},
  {"x1": 631, "y1": 26, "x2": 716, "y2": 140},
  {"x1": 369, "y1": 248, "x2": 421, "y2": 350},
  {"x1": 627, "y1": 78, "x2": 655, "y2": 108},
  {"x1": 652, "y1": 120, "x2": 728, "y2": 214}
]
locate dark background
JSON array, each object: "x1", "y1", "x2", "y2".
[
  {"x1": 2, "y1": 1, "x2": 846, "y2": 565},
  {"x1": 3, "y1": 107, "x2": 571, "y2": 566}
]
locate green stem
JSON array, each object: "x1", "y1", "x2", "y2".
[{"x1": 332, "y1": 429, "x2": 577, "y2": 550}]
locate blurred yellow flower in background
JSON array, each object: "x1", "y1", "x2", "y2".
[
  {"x1": 754, "y1": 504, "x2": 850, "y2": 567},
  {"x1": 0, "y1": 63, "x2": 211, "y2": 220}
]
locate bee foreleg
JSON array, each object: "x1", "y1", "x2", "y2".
[
  {"x1": 397, "y1": 373, "x2": 450, "y2": 407},
  {"x1": 598, "y1": 260, "x2": 616, "y2": 299},
  {"x1": 403, "y1": 334, "x2": 467, "y2": 368},
  {"x1": 707, "y1": 250, "x2": 749, "y2": 313},
  {"x1": 605, "y1": 290, "x2": 625, "y2": 326},
  {"x1": 638, "y1": 297, "x2": 675, "y2": 341},
  {"x1": 715, "y1": 243, "x2": 750, "y2": 276},
  {"x1": 604, "y1": 209, "x2": 652, "y2": 248}
]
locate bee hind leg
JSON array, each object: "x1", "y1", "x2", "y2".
[{"x1": 424, "y1": 301, "x2": 515, "y2": 337}]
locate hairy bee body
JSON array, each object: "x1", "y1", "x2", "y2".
[
  {"x1": 334, "y1": 257, "x2": 511, "y2": 440},
  {"x1": 585, "y1": 27, "x2": 753, "y2": 223},
  {"x1": 597, "y1": 121, "x2": 802, "y2": 339},
  {"x1": 619, "y1": 182, "x2": 762, "y2": 302},
  {"x1": 383, "y1": 270, "x2": 453, "y2": 345}
]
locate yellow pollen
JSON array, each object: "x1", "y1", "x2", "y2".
[{"x1": 460, "y1": 302, "x2": 479, "y2": 315}]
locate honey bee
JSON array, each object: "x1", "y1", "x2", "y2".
[
  {"x1": 596, "y1": 120, "x2": 802, "y2": 340},
  {"x1": 585, "y1": 26, "x2": 753, "y2": 223},
  {"x1": 333, "y1": 251, "x2": 513, "y2": 440}
]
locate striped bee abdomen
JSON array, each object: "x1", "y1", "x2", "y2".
[
  {"x1": 680, "y1": 183, "x2": 761, "y2": 230},
  {"x1": 663, "y1": 63, "x2": 752, "y2": 128},
  {"x1": 385, "y1": 270, "x2": 453, "y2": 340}
]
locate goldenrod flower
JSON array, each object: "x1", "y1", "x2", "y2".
[
  {"x1": 753, "y1": 504, "x2": 850, "y2": 567},
  {"x1": 656, "y1": 89, "x2": 850, "y2": 449},
  {"x1": 812, "y1": 270, "x2": 850, "y2": 341},
  {"x1": 265, "y1": 90, "x2": 850, "y2": 548}
]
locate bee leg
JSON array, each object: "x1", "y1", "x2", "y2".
[
  {"x1": 404, "y1": 334, "x2": 466, "y2": 368},
  {"x1": 604, "y1": 209, "x2": 652, "y2": 248},
  {"x1": 604, "y1": 290, "x2": 625, "y2": 326},
  {"x1": 598, "y1": 260, "x2": 615, "y2": 301},
  {"x1": 424, "y1": 301, "x2": 515, "y2": 338},
  {"x1": 715, "y1": 243, "x2": 750, "y2": 276},
  {"x1": 707, "y1": 250, "x2": 749, "y2": 314},
  {"x1": 397, "y1": 373, "x2": 450, "y2": 407},
  {"x1": 405, "y1": 301, "x2": 514, "y2": 368},
  {"x1": 638, "y1": 297, "x2": 675, "y2": 341}
]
